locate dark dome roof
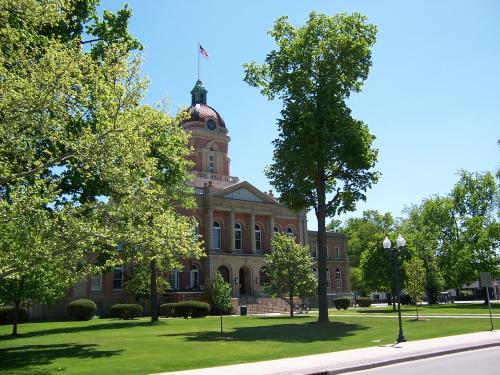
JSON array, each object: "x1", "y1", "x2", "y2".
[{"x1": 187, "y1": 103, "x2": 226, "y2": 128}]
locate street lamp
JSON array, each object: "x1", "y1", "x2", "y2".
[{"x1": 383, "y1": 234, "x2": 407, "y2": 343}]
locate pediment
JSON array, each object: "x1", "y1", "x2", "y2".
[{"x1": 212, "y1": 181, "x2": 277, "y2": 204}]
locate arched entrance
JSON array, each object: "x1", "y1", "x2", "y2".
[
  {"x1": 217, "y1": 265, "x2": 230, "y2": 283},
  {"x1": 239, "y1": 266, "x2": 252, "y2": 296}
]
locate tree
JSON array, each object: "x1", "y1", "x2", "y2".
[
  {"x1": 210, "y1": 272, "x2": 233, "y2": 339},
  {"x1": 0, "y1": 0, "x2": 203, "y2": 330},
  {"x1": 404, "y1": 257, "x2": 425, "y2": 320},
  {"x1": 264, "y1": 234, "x2": 317, "y2": 317},
  {"x1": 244, "y1": 12, "x2": 379, "y2": 323}
]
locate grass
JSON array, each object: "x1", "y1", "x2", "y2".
[
  {"x1": 329, "y1": 302, "x2": 500, "y2": 316},
  {"x1": 0, "y1": 313, "x2": 496, "y2": 375}
]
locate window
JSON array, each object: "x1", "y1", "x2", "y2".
[
  {"x1": 273, "y1": 225, "x2": 280, "y2": 234},
  {"x1": 91, "y1": 274, "x2": 102, "y2": 291},
  {"x1": 255, "y1": 225, "x2": 261, "y2": 252},
  {"x1": 235, "y1": 222, "x2": 242, "y2": 251},
  {"x1": 190, "y1": 265, "x2": 199, "y2": 289},
  {"x1": 336, "y1": 268, "x2": 342, "y2": 288},
  {"x1": 213, "y1": 221, "x2": 221, "y2": 249},
  {"x1": 326, "y1": 246, "x2": 329, "y2": 258},
  {"x1": 287, "y1": 226, "x2": 294, "y2": 237},
  {"x1": 113, "y1": 266, "x2": 124, "y2": 290},
  {"x1": 169, "y1": 270, "x2": 180, "y2": 290},
  {"x1": 334, "y1": 247, "x2": 340, "y2": 259},
  {"x1": 208, "y1": 155, "x2": 216, "y2": 173},
  {"x1": 311, "y1": 246, "x2": 317, "y2": 258},
  {"x1": 313, "y1": 268, "x2": 318, "y2": 279},
  {"x1": 326, "y1": 268, "x2": 331, "y2": 288}
]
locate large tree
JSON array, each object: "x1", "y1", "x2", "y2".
[
  {"x1": 0, "y1": 0, "x2": 202, "y2": 330},
  {"x1": 244, "y1": 12, "x2": 379, "y2": 323},
  {"x1": 264, "y1": 234, "x2": 317, "y2": 317}
]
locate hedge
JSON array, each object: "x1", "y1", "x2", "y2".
[
  {"x1": 333, "y1": 298, "x2": 350, "y2": 310},
  {"x1": 399, "y1": 294, "x2": 412, "y2": 305},
  {"x1": 67, "y1": 299, "x2": 97, "y2": 320},
  {"x1": 0, "y1": 306, "x2": 29, "y2": 325},
  {"x1": 357, "y1": 297, "x2": 372, "y2": 307},
  {"x1": 110, "y1": 304, "x2": 143, "y2": 320},
  {"x1": 173, "y1": 301, "x2": 210, "y2": 318}
]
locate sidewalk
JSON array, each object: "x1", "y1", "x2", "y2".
[{"x1": 155, "y1": 330, "x2": 500, "y2": 375}]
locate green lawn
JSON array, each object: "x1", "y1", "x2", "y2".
[
  {"x1": 0, "y1": 314, "x2": 496, "y2": 375},
  {"x1": 328, "y1": 302, "x2": 500, "y2": 316}
]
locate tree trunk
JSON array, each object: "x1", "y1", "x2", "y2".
[
  {"x1": 387, "y1": 292, "x2": 392, "y2": 306},
  {"x1": 289, "y1": 285, "x2": 294, "y2": 318},
  {"x1": 415, "y1": 302, "x2": 419, "y2": 321},
  {"x1": 150, "y1": 259, "x2": 158, "y2": 323},
  {"x1": 12, "y1": 299, "x2": 20, "y2": 336},
  {"x1": 220, "y1": 314, "x2": 223, "y2": 339},
  {"x1": 316, "y1": 180, "x2": 329, "y2": 323}
]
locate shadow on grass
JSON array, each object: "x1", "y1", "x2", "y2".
[
  {"x1": 0, "y1": 320, "x2": 155, "y2": 340},
  {"x1": 159, "y1": 320, "x2": 368, "y2": 343},
  {"x1": 352, "y1": 303, "x2": 500, "y2": 314},
  {"x1": 0, "y1": 343, "x2": 123, "y2": 373}
]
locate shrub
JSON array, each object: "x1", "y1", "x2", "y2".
[
  {"x1": 109, "y1": 304, "x2": 143, "y2": 320},
  {"x1": 399, "y1": 294, "x2": 413, "y2": 305},
  {"x1": 174, "y1": 301, "x2": 210, "y2": 318},
  {"x1": 67, "y1": 299, "x2": 97, "y2": 320},
  {"x1": 159, "y1": 303, "x2": 177, "y2": 317},
  {"x1": 357, "y1": 297, "x2": 372, "y2": 307},
  {"x1": 333, "y1": 298, "x2": 350, "y2": 310},
  {"x1": 0, "y1": 306, "x2": 29, "y2": 325},
  {"x1": 459, "y1": 290, "x2": 473, "y2": 299}
]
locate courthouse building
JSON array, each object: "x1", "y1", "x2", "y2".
[{"x1": 31, "y1": 80, "x2": 350, "y2": 318}]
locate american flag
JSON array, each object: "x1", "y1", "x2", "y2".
[{"x1": 199, "y1": 44, "x2": 209, "y2": 60}]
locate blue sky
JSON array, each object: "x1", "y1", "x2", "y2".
[{"x1": 102, "y1": 0, "x2": 499, "y2": 229}]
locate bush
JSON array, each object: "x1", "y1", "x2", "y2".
[
  {"x1": 159, "y1": 303, "x2": 177, "y2": 317},
  {"x1": 173, "y1": 301, "x2": 210, "y2": 318},
  {"x1": 67, "y1": 299, "x2": 97, "y2": 320},
  {"x1": 0, "y1": 306, "x2": 29, "y2": 325},
  {"x1": 459, "y1": 290, "x2": 473, "y2": 299},
  {"x1": 109, "y1": 304, "x2": 143, "y2": 320},
  {"x1": 357, "y1": 297, "x2": 372, "y2": 307},
  {"x1": 399, "y1": 294, "x2": 413, "y2": 305},
  {"x1": 333, "y1": 298, "x2": 350, "y2": 310}
]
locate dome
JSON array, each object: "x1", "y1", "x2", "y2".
[{"x1": 187, "y1": 103, "x2": 226, "y2": 128}]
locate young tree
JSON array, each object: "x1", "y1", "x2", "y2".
[
  {"x1": 405, "y1": 257, "x2": 426, "y2": 320},
  {"x1": 264, "y1": 234, "x2": 317, "y2": 317},
  {"x1": 244, "y1": 12, "x2": 379, "y2": 322},
  {"x1": 210, "y1": 272, "x2": 233, "y2": 339}
]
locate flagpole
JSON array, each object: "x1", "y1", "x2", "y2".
[{"x1": 197, "y1": 42, "x2": 200, "y2": 80}]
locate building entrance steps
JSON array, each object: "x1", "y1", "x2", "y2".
[{"x1": 155, "y1": 330, "x2": 500, "y2": 375}]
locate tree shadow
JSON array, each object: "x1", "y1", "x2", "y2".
[
  {"x1": 159, "y1": 320, "x2": 368, "y2": 343},
  {"x1": 0, "y1": 320, "x2": 155, "y2": 340},
  {"x1": 0, "y1": 343, "x2": 123, "y2": 373}
]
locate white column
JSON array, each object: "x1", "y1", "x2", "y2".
[{"x1": 250, "y1": 213, "x2": 256, "y2": 254}]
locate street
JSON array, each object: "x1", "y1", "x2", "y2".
[{"x1": 349, "y1": 346, "x2": 500, "y2": 375}]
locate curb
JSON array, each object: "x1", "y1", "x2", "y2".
[{"x1": 317, "y1": 340, "x2": 500, "y2": 374}]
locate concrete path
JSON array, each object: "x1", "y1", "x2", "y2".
[{"x1": 154, "y1": 330, "x2": 500, "y2": 375}]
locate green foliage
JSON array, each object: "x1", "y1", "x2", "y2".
[
  {"x1": 333, "y1": 298, "x2": 350, "y2": 310},
  {"x1": 209, "y1": 272, "x2": 233, "y2": 316},
  {"x1": 356, "y1": 297, "x2": 372, "y2": 307},
  {"x1": 159, "y1": 303, "x2": 177, "y2": 317},
  {"x1": 244, "y1": 12, "x2": 379, "y2": 322},
  {"x1": 264, "y1": 234, "x2": 317, "y2": 317},
  {"x1": 0, "y1": 306, "x2": 29, "y2": 325},
  {"x1": 350, "y1": 267, "x2": 368, "y2": 296},
  {"x1": 399, "y1": 294, "x2": 413, "y2": 305},
  {"x1": 404, "y1": 257, "x2": 425, "y2": 304},
  {"x1": 67, "y1": 299, "x2": 97, "y2": 321},
  {"x1": 124, "y1": 266, "x2": 169, "y2": 301},
  {"x1": 109, "y1": 304, "x2": 143, "y2": 320},
  {"x1": 173, "y1": 301, "x2": 210, "y2": 319}
]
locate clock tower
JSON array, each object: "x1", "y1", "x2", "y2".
[{"x1": 182, "y1": 80, "x2": 238, "y2": 189}]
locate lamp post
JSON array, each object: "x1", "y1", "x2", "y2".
[{"x1": 383, "y1": 234, "x2": 407, "y2": 343}]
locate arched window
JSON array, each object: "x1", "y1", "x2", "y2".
[
  {"x1": 273, "y1": 225, "x2": 281, "y2": 234},
  {"x1": 336, "y1": 268, "x2": 342, "y2": 288},
  {"x1": 255, "y1": 224, "x2": 261, "y2": 252},
  {"x1": 287, "y1": 226, "x2": 294, "y2": 237},
  {"x1": 213, "y1": 221, "x2": 221, "y2": 249},
  {"x1": 169, "y1": 269, "x2": 180, "y2": 290},
  {"x1": 190, "y1": 265, "x2": 199, "y2": 289},
  {"x1": 235, "y1": 222, "x2": 242, "y2": 251},
  {"x1": 217, "y1": 265, "x2": 230, "y2": 283},
  {"x1": 326, "y1": 268, "x2": 331, "y2": 289}
]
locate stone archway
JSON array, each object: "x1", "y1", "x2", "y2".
[
  {"x1": 239, "y1": 266, "x2": 252, "y2": 296},
  {"x1": 217, "y1": 265, "x2": 231, "y2": 284}
]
